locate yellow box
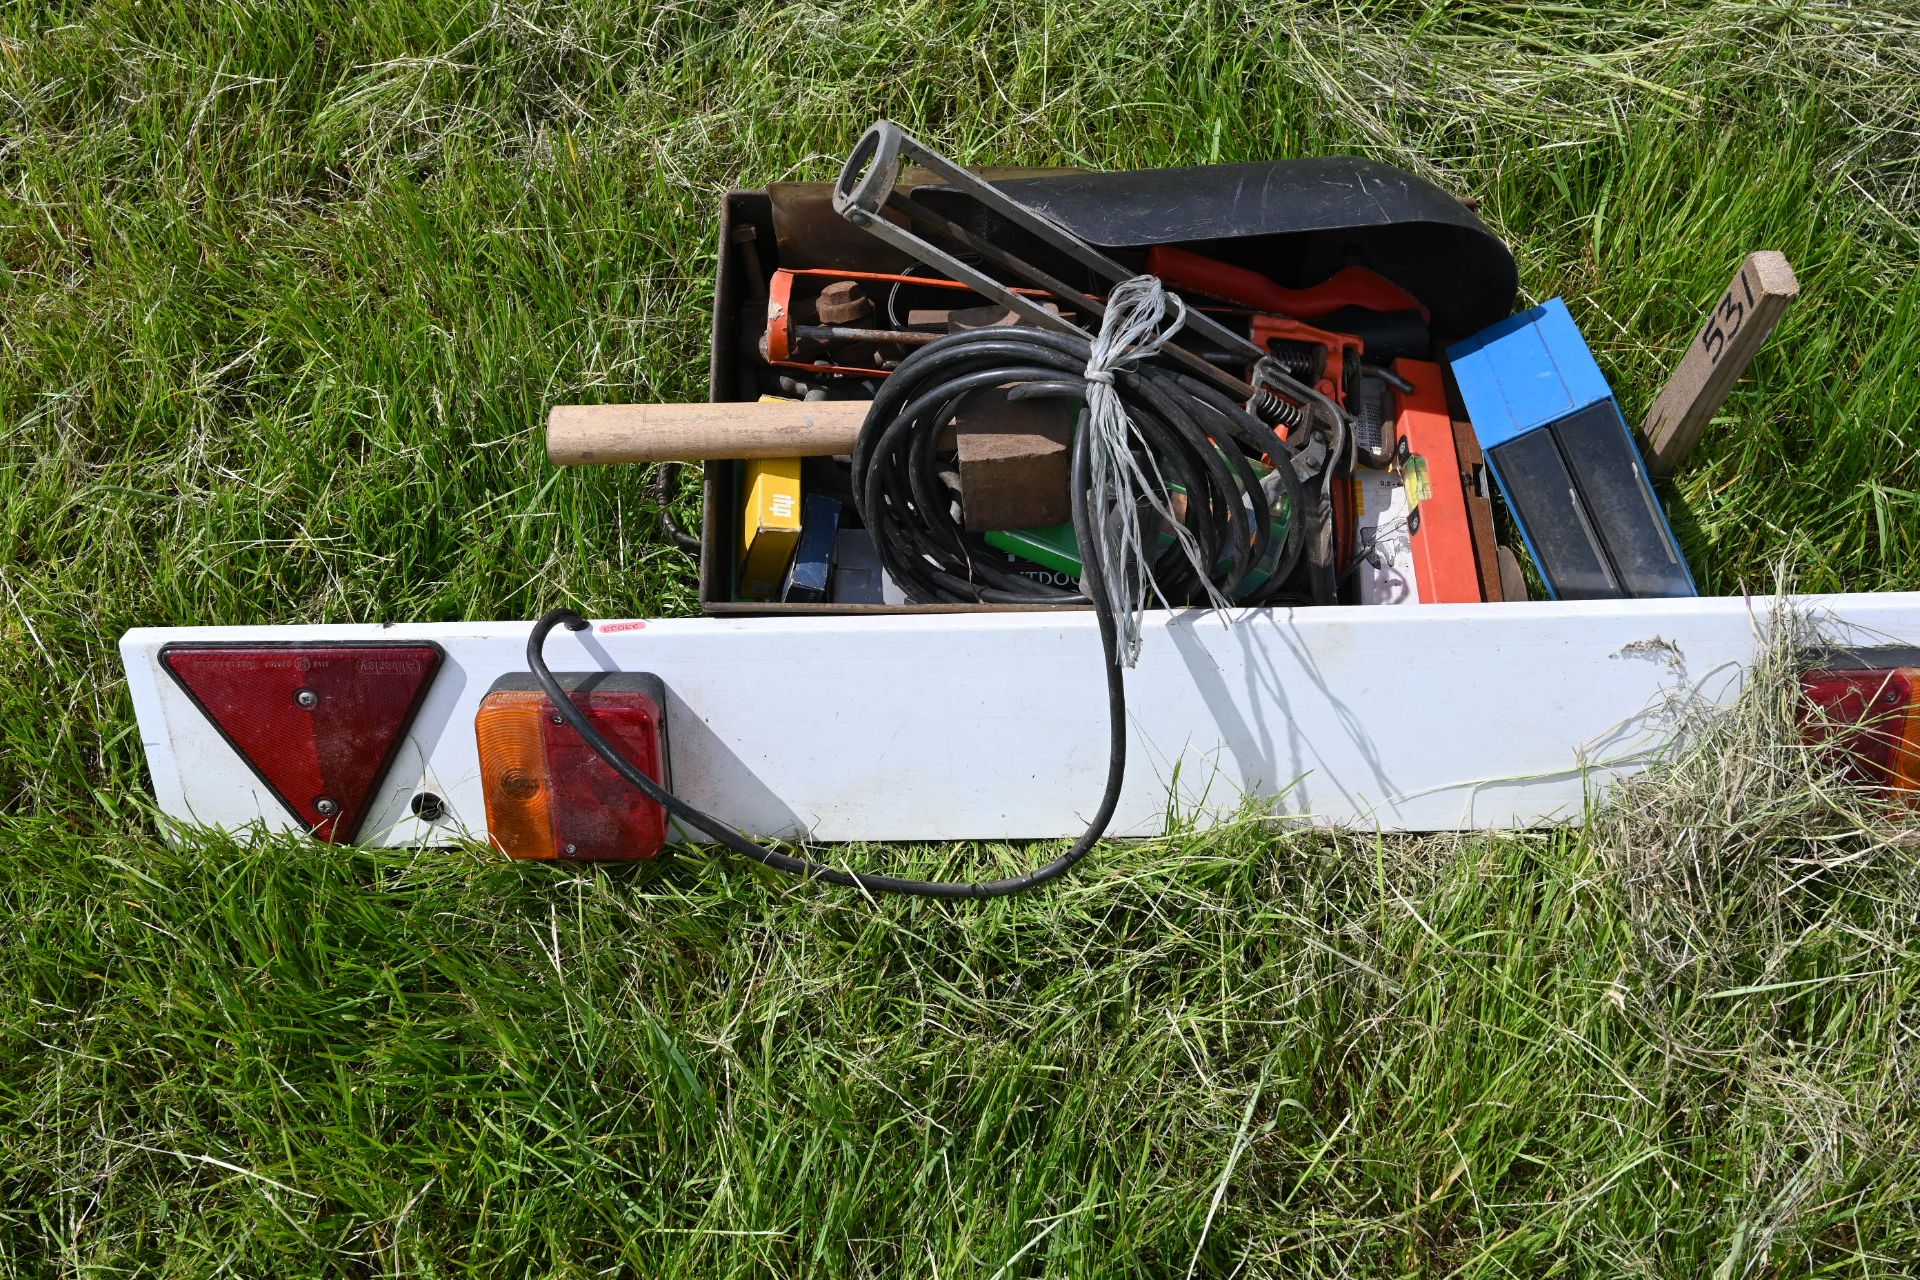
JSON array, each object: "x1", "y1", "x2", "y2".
[{"x1": 738, "y1": 458, "x2": 803, "y2": 600}]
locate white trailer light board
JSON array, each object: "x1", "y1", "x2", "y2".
[{"x1": 121, "y1": 594, "x2": 1920, "y2": 847}]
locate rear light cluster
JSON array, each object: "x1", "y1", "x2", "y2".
[
  {"x1": 1798, "y1": 667, "x2": 1920, "y2": 791},
  {"x1": 161, "y1": 642, "x2": 673, "y2": 857},
  {"x1": 475, "y1": 674, "x2": 673, "y2": 860}
]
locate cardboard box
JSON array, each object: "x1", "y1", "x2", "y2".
[{"x1": 736, "y1": 458, "x2": 803, "y2": 601}]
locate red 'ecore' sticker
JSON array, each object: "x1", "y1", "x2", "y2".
[{"x1": 597, "y1": 620, "x2": 648, "y2": 633}]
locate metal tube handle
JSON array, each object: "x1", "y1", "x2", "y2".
[{"x1": 834, "y1": 122, "x2": 904, "y2": 225}]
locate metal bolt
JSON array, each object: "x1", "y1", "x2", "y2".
[
  {"x1": 563, "y1": 843, "x2": 578, "y2": 855},
  {"x1": 730, "y1": 223, "x2": 767, "y2": 298},
  {"x1": 314, "y1": 797, "x2": 339, "y2": 816},
  {"x1": 410, "y1": 792, "x2": 445, "y2": 822},
  {"x1": 294, "y1": 687, "x2": 320, "y2": 709},
  {"x1": 552, "y1": 714, "x2": 565, "y2": 725},
  {"x1": 813, "y1": 279, "x2": 874, "y2": 326}
]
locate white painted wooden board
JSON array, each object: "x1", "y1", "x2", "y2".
[{"x1": 120, "y1": 594, "x2": 1920, "y2": 846}]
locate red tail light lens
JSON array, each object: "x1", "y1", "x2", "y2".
[
  {"x1": 160, "y1": 642, "x2": 444, "y2": 842},
  {"x1": 475, "y1": 674, "x2": 672, "y2": 860},
  {"x1": 1798, "y1": 667, "x2": 1920, "y2": 790}
]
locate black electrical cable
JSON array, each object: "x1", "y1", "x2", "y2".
[
  {"x1": 528, "y1": 479, "x2": 1123, "y2": 896},
  {"x1": 529, "y1": 324, "x2": 1319, "y2": 896},
  {"x1": 852, "y1": 326, "x2": 1312, "y2": 609},
  {"x1": 650, "y1": 461, "x2": 701, "y2": 553}
]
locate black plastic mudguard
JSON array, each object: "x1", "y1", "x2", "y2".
[{"x1": 927, "y1": 158, "x2": 1517, "y2": 341}]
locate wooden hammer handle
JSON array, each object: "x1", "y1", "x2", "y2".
[{"x1": 546, "y1": 401, "x2": 867, "y2": 464}]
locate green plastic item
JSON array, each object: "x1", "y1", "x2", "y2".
[
  {"x1": 984, "y1": 523, "x2": 1082, "y2": 577},
  {"x1": 1235, "y1": 488, "x2": 1294, "y2": 594},
  {"x1": 985, "y1": 483, "x2": 1293, "y2": 592}
]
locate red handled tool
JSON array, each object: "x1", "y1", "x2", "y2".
[{"x1": 1145, "y1": 245, "x2": 1429, "y2": 324}]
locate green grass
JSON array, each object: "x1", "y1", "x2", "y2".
[{"x1": 4, "y1": 0, "x2": 1920, "y2": 1274}]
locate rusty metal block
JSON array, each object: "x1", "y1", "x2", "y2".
[{"x1": 954, "y1": 387, "x2": 1074, "y2": 532}]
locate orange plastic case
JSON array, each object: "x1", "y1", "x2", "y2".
[{"x1": 1393, "y1": 358, "x2": 1485, "y2": 604}]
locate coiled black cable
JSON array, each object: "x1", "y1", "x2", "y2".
[
  {"x1": 528, "y1": 325, "x2": 1314, "y2": 896},
  {"x1": 852, "y1": 326, "x2": 1308, "y2": 608}
]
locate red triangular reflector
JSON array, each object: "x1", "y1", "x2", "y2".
[{"x1": 160, "y1": 643, "x2": 444, "y2": 843}]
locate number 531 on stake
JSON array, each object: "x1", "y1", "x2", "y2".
[{"x1": 1644, "y1": 251, "x2": 1799, "y2": 477}]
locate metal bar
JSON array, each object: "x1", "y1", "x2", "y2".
[
  {"x1": 894, "y1": 197, "x2": 1263, "y2": 405},
  {"x1": 830, "y1": 133, "x2": 1069, "y2": 336},
  {"x1": 792, "y1": 324, "x2": 938, "y2": 347},
  {"x1": 840, "y1": 122, "x2": 1267, "y2": 365}
]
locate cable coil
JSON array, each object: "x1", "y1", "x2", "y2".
[{"x1": 851, "y1": 324, "x2": 1309, "y2": 614}]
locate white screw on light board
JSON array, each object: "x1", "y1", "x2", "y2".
[
  {"x1": 295, "y1": 687, "x2": 319, "y2": 709},
  {"x1": 314, "y1": 797, "x2": 338, "y2": 816}
]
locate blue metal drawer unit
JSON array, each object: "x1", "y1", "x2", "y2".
[{"x1": 1448, "y1": 298, "x2": 1696, "y2": 600}]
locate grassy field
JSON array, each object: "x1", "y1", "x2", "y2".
[{"x1": 4, "y1": 1, "x2": 1920, "y2": 1274}]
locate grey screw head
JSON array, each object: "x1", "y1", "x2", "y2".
[
  {"x1": 563, "y1": 843, "x2": 578, "y2": 855},
  {"x1": 314, "y1": 797, "x2": 339, "y2": 817},
  {"x1": 294, "y1": 687, "x2": 320, "y2": 709}
]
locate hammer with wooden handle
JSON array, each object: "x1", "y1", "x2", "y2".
[{"x1": 546, "y1": 400, "x2": 868, "y2": 464}]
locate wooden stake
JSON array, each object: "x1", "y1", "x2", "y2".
[{"x1": 1642, "y1": 251, "x2": 1798, "y2": 476}]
